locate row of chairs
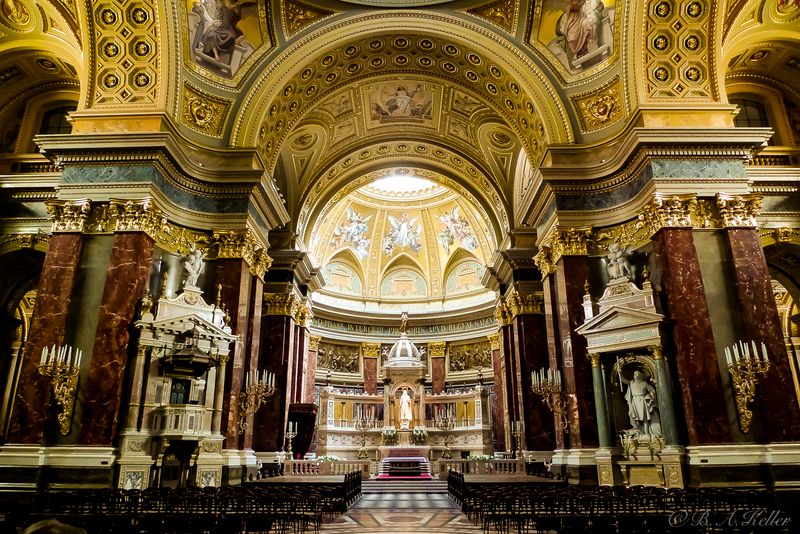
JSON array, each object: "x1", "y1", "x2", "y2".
[
  {"x1": 4, "y1": 472, "x2": 362, "y2": 534},
  {"x1": 448, "y1": 471, "x2": 790, "y2": 533}
]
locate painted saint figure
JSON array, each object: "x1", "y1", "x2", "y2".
[
  {"x1": 192, "y1": 0, "x2": 243, "y2": 62},
  {"x1": 399, "y1": 388, "x2": 413, "y2": 429}
]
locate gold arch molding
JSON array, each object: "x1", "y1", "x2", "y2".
[
  {"x1": 230, "y1": 13, "x2": 572, "y2": 157},
  {"x1": 299, "y1": 160, "x2": 507, "y2": 251}
]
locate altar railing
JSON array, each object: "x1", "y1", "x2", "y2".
[
  {"x1": 437, "y1": 458, "x2": 526, "y2": 478},
  {"x1": 285, "y1": 459, "x2": 371, "y2": 479},
  {"x1": 424, "y1": 418, "x2": 477, "y2": 429},
  {"x1": 328, "y1": 419, "x2": 383, "y2": 430}
]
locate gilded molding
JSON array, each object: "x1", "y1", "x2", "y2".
[
  {"x1": 308, "y1": 334, "x2": 321, "y2": 352},
  {"x1": 0, "y1": 232, "x2": 50, "y2": 252},
  {"x1": 46, "y1": 199, "x2": 91, "y2": 233},
  {"x1": 533, "y1": 247, "x2": 555, "y2": 276},
  {"x1": 487, "y1": 332, "x2": 501, "y2": 351},
  {"x1": 464, "y1": 0, "x2": 518, "y2": 33},
  {"x1": 494, "y1": 301, "x2": 512, "y2": 327},
  {"x1": 638, "y1": 194, "x2": 698, "y2": 237},
  {"x1": 182, "y1": 83, "x2": 231, "y2": 137},
  {"x1": 294, "y1": 300, "x2": 313, "y2": 327},
  {"x1": 109, "y1": 198, "x2": 166, "y2": 237},
  {"x1": 537, "y1": 225, "x2": 592, "y2": 270},
  {"x1": 283, "y1": 0, "x2": 335, "y2": 36},
  {"x1": 716, "y1": 194, "x2": 762, "y2": 228},
  {"x1": 361, "y1": 341, "x2": 381, "y2": 358},
  {"x1": 588, "y1": 353, "x2": 601, "y2": 368},
  {"x1": 428, "y1": 341, "x2": 447, "y2": 358},
  {"x1": 505, "y1": 287, "x2": 544, "y2": 318},
  {"x1": 572, "y1": 78, "x2": 623, "y2": 132},
  {"x1": 649, "y1": 345, "x2": 664, "y2": 361},
  {"x1": 264, "y1": 293, "x2": 298, "y2": 316}
]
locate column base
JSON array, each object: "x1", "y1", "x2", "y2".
[
  {"x1": 686, "y1": 443, "x2": 800, "y2": 488},
  {"x1": 550, "y1": 448, "x2": 597, "y2": 484},
  {"x1": 0, "y1": 445, "x2": 116, "y2": 490}
]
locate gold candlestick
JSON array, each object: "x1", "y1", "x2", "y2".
[
  {"x1": 237, "y1": 369, "x2": 277, "y2": 434},
  {"x1": 725, "y1": 340, "x2": 770, "y2": 433},
  {"x1": 530, "y1": 367, "x2": 569, "y2": 433},
  {"x1": 37, "y1": 345, "x2": 82, "y2": 436}
]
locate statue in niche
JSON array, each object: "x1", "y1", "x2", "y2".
[
  {"x1": 182, "y1": 245, "x2": 206, "y2": 288},
  {"x1": 621, "y1": 370, "x2": 661, "y2": 437},
  {"x1": 399, "y1": 388, "x2": 413, "y2": 429},
  {"x1": 606, "y1": 242, "x2": 632, "y2": 281}
]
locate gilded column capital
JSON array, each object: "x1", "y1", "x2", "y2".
[
  {"x1": 648, "y1": 345, "x2": 664, "y2": 360},
  {"x1": 109, "y1": 198, "x2": 166, "y2": 237},
  {"x1": 487, "y1": 333, "x2": 501, "y2": 351},
  {"x1": 213, "y1": 229, "x2": 273, "y2": 279},
  {"x1": 716, "y1": 194, "x2": 762, "y2": 228},
  {"x1": 361, "y1": 342, "x2": 381, "y2": 358},
  {"x1": 263, "y1": 293, "x2": 298, "y2": 316},
  {"x1": 538, "y1": 225, "x2": 592, "y2": 267},
  {"x1": 47, "y1": 199, "x2": 92, "y2": 233},
  {"x1": 588, "y1": 353, "x2": 601, "y2": 368},
  {"x1": 638, "y1": 194, "x2": 697, "y2": 236},
  {"x1": 308, "y1": 335, "x2": 321, "y2": 352},
  {"x1": 494, "y1": 301, "x2": 512, "y2": 327},
  {"x1": 505, "y1": 287, "x2": 545, "y2": 319},
  {"x1": 533, "y1": 247, "x2": 555, "y2": 275},
  {"x1": 428, "y1": 342, "x2": 447, "y2": 358},
  {"x1": 294, "y1": 300, "x2": 313, "y2": 327}
]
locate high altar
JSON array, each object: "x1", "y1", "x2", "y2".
[{"x1": 316, "y1": 315, "x2": 493, "y2": 462}]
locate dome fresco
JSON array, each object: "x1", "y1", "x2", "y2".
[{"x1": 311, "y1": 176, "x2": 495, "y2": 311}]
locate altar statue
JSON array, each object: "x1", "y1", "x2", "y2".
[
  {"x1": 622, "y1": 370, "x2": 661, "y2": 436},
  {"x1": 399, "y1": 388, "x2": 413, "y2": 429},
  {"x1": 182, "y1": 245, "x2": 206, "y2": 288}
]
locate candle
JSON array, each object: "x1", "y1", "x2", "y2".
[
  {"x1": 40, "y1": 347, "x2": 46, "y2": 366},
  {"x1": 762, "y1": 342, "x2": 769, "y2": 363},
  {"x1": 725, "y1": 347, "x2": 732, "y2": 366}
]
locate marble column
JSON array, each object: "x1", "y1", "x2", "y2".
[
  {"x1": 362, "y1": 342, "x2": 380, "y2": 395},
  {"x1": 429, "y1": 342, "x2": 447, "y2": 394},
  {"x1": 589, "y1": 353, "x2": 612, "y2": 448},
  {"x1": 500, "y1": 318, "x2": 521, "y2": 448},
  {"x1": 725, "y1": 227, "x2": 800, "y2": 441},
  {"x1": 291, "y1": 322, "x2": 307, "y2": 404},
  {"x1": 123, "y1": 346, "x2": 148, "y2": 430},
  {"x1": 512, "y1": 310, "x2": 556, "y2": 451},
  {"x1": 488, "y1": 332, "x2": 507, "y2": 451},
  {"x1": 650, "y1": 346, "x2": 679, "y2": 445},
  {"x1": 304, "y1": 335, "x2": 320, "y2": 404},
  {"x1": 553, "y1": 256, "x2": 598, "y2": 448},
  {"x1": 240, "y1": 276, "x2": 264, "y2": 450},
  {"x1": 652, "y1": 228, "x2": 730, "y2": 444},
  {"x1": 8, "y1": 233, "x2": 84, "y2": 444},
  {"x1": 79, "y1": 232, "x2": 154, "y2": 445},
  {"x1": 253, "y1": 294, "x2": 296, "y2": 452},
  {"x1": 215, "y1": 259, "x2": 253, "y2": 449},
  {"x1": 542, "y1": 275, "x2": 566, "y2": 450}
]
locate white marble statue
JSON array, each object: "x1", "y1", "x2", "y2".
[
  {"x1": 606, "y1": 242, "x2": 632, "y2": 281},
  {"x1": 622, "y1": 370, "x2": 661, "y2": 437},
  {"x1": 182, "y1": 245, "x2": 207, "y2": 288},
  {"x1": 399, "y1": 388, "x2": 413, "y2": 429}
]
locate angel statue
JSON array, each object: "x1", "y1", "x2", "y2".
[
  {"x1": 606, "y1": 242, "x2": 632, "y2": 281},
  {"x1": 182, "y1": 244, "x2": 207, "y2": 288}
]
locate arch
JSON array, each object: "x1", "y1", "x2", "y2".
[
  {"x1": 380, "y1": 255, "x2": 428, "y2": 299},
  {"x1": 443, "y1": 251, "x2": 486, "y2": 297},
  {"x1": 322, "y1": 249, "x2": 365, "y2": 297},
  {"x1": 231, "y1": 13, "x2": 571, "y2": 153}
]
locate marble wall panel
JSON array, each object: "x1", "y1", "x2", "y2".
[
  {"x1": 431, "y1": 357, "x2": 446, "y2": 394},
  {"x1": 515, "y1": 313, "x2": 556, "y2": 451},
  {"x1": 253, "y1": 314, "x2": 294, "y2": 451},
  {"x1": 363, "y1": 357, "x2": 378, "y2": 395}
]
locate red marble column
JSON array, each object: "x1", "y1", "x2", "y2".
[
  {"x1": 653, "y1": 228, "x2": 730, "y2": 445},
  {"x1": 302, "y1": 336, "x2": 319, "y2": 404},
  {"x1": 489, "y1": 335, "x2": 507, "y2": 451},
  {"x1": 725, "y1": 228, "x2": 800, "y2": 441},
  {"x1": 553, "y1": 256, "x2": 598, "y2": 449},
  {"x1": 291, "y1": 324, "x2": 306, "y2": 404},
  {"x1": 430, "y1": 353, "x2": 446, "y2": 394},
  {"x1": 8, "y1": 234, "x2": 84, "y2": 444},
  {"x1": 240, "y1": 277, "x2": 264, "y2": 450},
  {"x1": 542, "y1": 275, "x2": 566, "y2": 450},
  {"x1": 79, "y1": 232, "x2": 154, "y2": 445},
  {"x1": 501, "y1": 321, "x2": 523, "y2": 443},
  {"x1": 514, "y1": 313, "x2": 556, "y2": 451},
  {"x1": 363, "y1": 356, "x2": 378, "y2": 395},
  {"x1": 216, "y1": 259, "x2": 253, "y2": 449},
  {"x1": 253, "y1": 313, "x2": 295, "y2": 451}
]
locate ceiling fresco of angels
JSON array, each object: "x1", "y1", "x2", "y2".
[
  {"x1": 383, "y1": 213, "x2": 422, "y2": 255},
  {"x1": 438, "y1": 206, "x2": 478, "y2": 255},
  {"x1": 330, "y1": 208, "x2": 371, "y2": 260}
]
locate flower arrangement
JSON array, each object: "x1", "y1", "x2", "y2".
[
  {"x1": 467, "y1": 454, "x2": 494, "y2": 461},
  {"x1": 411, "y1": 428, "x2": 428, "y2": 445},
  {"x1": 317, "y1": 455, "x2": 341, "y2": 462},
  {"x1": 381, "y1": 429, "x2": 398, "y2": 445}
]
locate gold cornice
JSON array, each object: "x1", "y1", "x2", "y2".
[
  {"x1": 428, "y1": 341, "x2": 447, "y2": 358},
  {"x1": 487, "y1": 332, "x2": 501, "y2": 351},
  {"x1": 46, "y1": 199, "x2": 91, "y2": 233},
  {"x1": 716, "y1": 193, "x2": 762, "y2": 228},
  {"x1": 361, "y1": 341, "x2": 381, "y2": 358},
  {"x1": 0, "y1": 232, "x2": 51, "y2": 254}
]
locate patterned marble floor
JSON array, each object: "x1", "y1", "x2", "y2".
[{"x1": 321, "y1": 489, "x2": 484, "y2": 533}]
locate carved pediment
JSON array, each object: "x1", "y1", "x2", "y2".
[
  {"x1": 140, "y1": 315, "x2": 235, "y2": 342},
  {"x1": 576, "y1": 305, "x2": 663, "y2": 336}
]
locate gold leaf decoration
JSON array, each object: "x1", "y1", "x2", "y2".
[
  {"x1": 572, "y1": 78, "x2": 623, "y2": 132},
  {"x1": 284, "y1": 0, "x2": 334, "y2": 37},
  {"x1": 465, "y1": 0, "x2": 518, "y2": 33},
  {"x1": 181, "y1": 83, "x2": 230, "y2": 136}
]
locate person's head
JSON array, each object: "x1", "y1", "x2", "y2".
[
  {"x1": 633, "y1": 370, "x2": 644, "y2": 381},
  {"x1": 23, "y1": 519, "x2": 87, "y2": 534}
]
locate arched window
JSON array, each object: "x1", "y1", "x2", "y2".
[
  {"x1": 38, "y1": 105, "x2": 75, "y2": 135},
  {"x1": 731, "y1": 98, "x2": 770, "y2": 128}
]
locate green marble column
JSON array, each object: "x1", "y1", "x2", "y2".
[
  {"x1": 650, "y1": 345, "x2": 679, "y2": 445},
  {"x1": 590, "y1": 353, "x2": 612, "y2": 448}
]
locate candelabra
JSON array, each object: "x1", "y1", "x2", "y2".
[
  {"x1": 436, "y1": 415, "x2": 456, "y2": 459},
  {"x1": 354, "y1": 415, "x2": 372, "y2": 459},
  {"x1": 285, "y1": 421, "x2": 297, "y2": 459},
  {"x1": 38, "y1": 345, "x2": 82, "y2": 436},
  {"x1": 237, "y1": 369, "x2": 276, "y2": 434},
  {"x1": 725, "y1": 340, "x2": 770, "y2": 433},
  {"x1": 531, "y1": 367, "x2": 569, "y2": 433},
  {"x1": 511, "y1": 420, "x2": 524, "y2": 455}
]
